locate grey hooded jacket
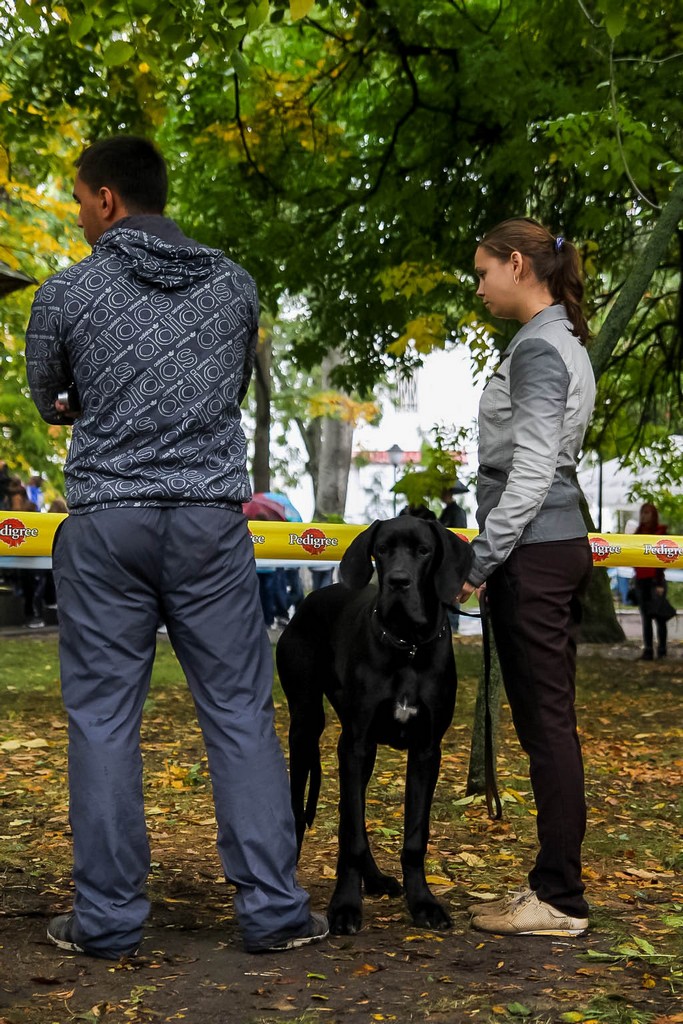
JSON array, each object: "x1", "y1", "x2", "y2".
[
  {"x1": 26, "y1": 216, "x2": 257, "y2": 514},
  {"x1": 469, "y1": 304, "x2": 595, "y2": 587}
]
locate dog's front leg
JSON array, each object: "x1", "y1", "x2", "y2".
[
  {"x1": 401, "y1": 745, "x2": 452, "y2": 930},
  {"x1": 328, "y1": 732, "x2": 376, "y2": 935}
]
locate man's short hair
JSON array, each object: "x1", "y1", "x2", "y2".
[{"x1": 75, "y1": 136, "x2": 168, "y2": 214}]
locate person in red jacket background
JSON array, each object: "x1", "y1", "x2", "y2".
[{"x1": 634, "y1": 502, "x2": 668, "y2": 661}]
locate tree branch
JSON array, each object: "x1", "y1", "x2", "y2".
[{"x1": 589, "y1": 174, "x2": 683, "y2": 381}]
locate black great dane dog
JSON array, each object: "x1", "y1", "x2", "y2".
[{"x1": 276, "y1": 516, "x2": 473, "y2": 935}]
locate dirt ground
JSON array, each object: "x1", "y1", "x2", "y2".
[
  {"x1": 1, "y1": 636, "x2": 681, "y2": 1024},
  {"x1": 2, "y1": 867, "x2": 681, "y2": 1024}
]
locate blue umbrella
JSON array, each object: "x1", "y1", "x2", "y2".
[{"x1": 262, "y1": 491, "x2": 303, "y2": 523}]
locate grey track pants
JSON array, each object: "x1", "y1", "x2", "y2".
[{"x1": 53, "y1": 506, "x2": 309, "y2": 954}]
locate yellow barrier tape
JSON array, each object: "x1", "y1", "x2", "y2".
[{"x1": 1, "y1": 512, "x2": 682, "y2": 569}]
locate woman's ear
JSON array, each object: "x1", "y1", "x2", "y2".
[{"x1": 510, "y1": 250, "x2": 524, "y2": 279}]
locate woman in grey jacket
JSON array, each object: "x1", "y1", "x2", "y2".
[{"x1": 460, "y1": 218, "x2": 595, "y2": 937}]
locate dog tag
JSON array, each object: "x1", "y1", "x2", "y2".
[{"x1": 395, "y1": 699, "x2": 418, "y2": 723}]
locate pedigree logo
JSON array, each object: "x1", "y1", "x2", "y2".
[
  {"x1": 290, "y1": 529, "x2": 339, "y2": 557},
  {"x1": 643, "y1": 538, "x2": 682, "y2": 565},
  {"x1": 0, "y1": 518, "x2": 39, "y2": 549},
  {"x1": 248, "y1": 529, "x2": 266, "y2": 546},
  {"x1": 590, "y1": 536, "x2": 622, "y2": 562}
]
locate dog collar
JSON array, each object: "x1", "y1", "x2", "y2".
[{"x1": 371, "y1": 609, "x2": 449, "y2": 659}]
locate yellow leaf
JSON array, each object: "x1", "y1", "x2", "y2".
[
  {"x1": 353, "y1": 963, "x2": 380, "y2": 976},
  {"x1": 456, "y1": 851, "x2": 486, "y2": 867},
  {"x1": 386, "y1": 336, "x2": 409, "y2": 357},
  {"x1": 290, "y1": 0, "x2": 315, "y2": 19}
]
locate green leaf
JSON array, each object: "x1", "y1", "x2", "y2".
[
  {"x1": 507, "y1": 1003, "x2": 532, "y2": 1017},
  {"x1": 231, "y1": 48, "x2": 251, "y2": 79},
  {"x1": 631, "y1": 935, "x2": 658, "y2": 956},
  {"x1": 579, "y1": 949, "x2": 621, "y2": 961},
  {"x1": 15, "y1": 0, "x2": 42, "y2": 30},
  {"x1": 290, "y1": 0, "x2": 315, "y2": 20},
  {"x1": 246, "y1": 0, "x2": 270, "y2": 31},
  {"x1": 603, "y1": 10, "x2": 626, "y2": 38},
  {"x1": 69, "y1": 14, "x2": 94, "y2": 43},
  {"x1": 101, "y1": 40, "x2": 135, "y2": 66},
  {"x1": 160, "y1": 23, "x2": 187, "y2": 45},
  {"x1": 596, "y1": 0, "x2": 626, "y2": 39}
]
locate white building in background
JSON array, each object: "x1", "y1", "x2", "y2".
[
  {"x1": 578, "y1": 456, "x2": 641, "y2": 533},
  {"x1": 284, "y1": 341, "x2": 682, "y2": 531},
  {"x1": 578, "y1": 440, "x2": 683, "y2": 534},
  {"x1": 286, "y1": 346, "x2": 487, "y2": 525}
]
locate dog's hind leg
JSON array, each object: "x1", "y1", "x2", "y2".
[
  {"x1": 401, "y1": 745, "x2": 453, "y2": 930},
  {"x1": 288, "y1": 706, "x2": 324, "y2": 855},
  {"x1": 277, "y1": 626, "x2": 327, "y2": 856}
]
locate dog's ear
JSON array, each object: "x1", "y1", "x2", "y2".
[
  {"x1": 428, "y1": 521, "x2": 473, "y2": 605},
  {"x1": 339, "y1": 520, "x2": 381, "y2": 589}
]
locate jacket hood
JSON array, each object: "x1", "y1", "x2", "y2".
[{"x1": 95, "y1": 217, "x2": 223, "y2": 291}]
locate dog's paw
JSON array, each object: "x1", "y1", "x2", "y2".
[
  {"x1": 329, "y1": 903, "x2": 363, "y2": 935},
  {"x1": 410, "y1": 900, "x2": 453, "y2": 931},
  {"x1": 363, "y1": 872, "x2": 403, "y2": 898}
]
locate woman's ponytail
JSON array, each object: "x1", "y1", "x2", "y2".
[{"x1": 479, "y1": 218, "x2": 590, "y2": 345}]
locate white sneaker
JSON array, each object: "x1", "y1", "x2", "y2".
[{"x1": 467, "y1": 886, "x2": 533, "y2": 916}]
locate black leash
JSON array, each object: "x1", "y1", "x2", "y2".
[
  {"x1": 451, "y1": 600, "x2": 502, "y2": 821},
  {"x1": 479, "y1": 594, "x2": 502, "y2": 820}
]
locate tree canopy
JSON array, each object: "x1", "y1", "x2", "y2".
[{"x1": 1, "y1": 0, "x2": 681, "y2": 506}]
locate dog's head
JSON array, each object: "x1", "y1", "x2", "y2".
[{"x1": 339, "y1": 516, "x2": 472, "y2": 626}]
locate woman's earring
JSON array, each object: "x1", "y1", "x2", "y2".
[{"x1": 513, "y1": 274, "x2": 519, "y2": 285}]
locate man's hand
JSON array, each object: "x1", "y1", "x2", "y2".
[{"x1": 54, "y1": 398, "x2": 80, "y2": 421}]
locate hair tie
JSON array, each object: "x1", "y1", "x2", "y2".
[{"x1": 554, "y1": 235, "x2": 565, "y2": 253}]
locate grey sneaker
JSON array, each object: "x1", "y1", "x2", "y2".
[
  {"x1": 467, "y1": 886, "x2": 533, "y2": 916},
  {"x1": 471, "y1": 891, "x2": 588, "y2": 937},
  {"x1": 245, "y1": 912, "x2": 329, "y2": 953},
  {"x1": 47, "y1": 913, "x2": 138, "y2": 960}
]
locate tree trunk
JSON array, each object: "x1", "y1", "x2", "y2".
[
  {"x1": 578, "y1": 490, "x2": 625, "y2": 643},
  {"x1": 579, "y1": 568, "x2": 624, "y2": 642},
  {"x1": 313, "y1": 351, "x2": 354, "y2": 521},
  {"x1": 314, "y1": 414, "x2": 354, "y2": 520},
  {"x1": 252, "y1": 329, "x2": 272, "y2": 493}
]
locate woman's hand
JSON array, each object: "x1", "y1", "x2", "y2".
[{"x1": 458, "y1": 581, "x2": 486, "y2": 604}]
